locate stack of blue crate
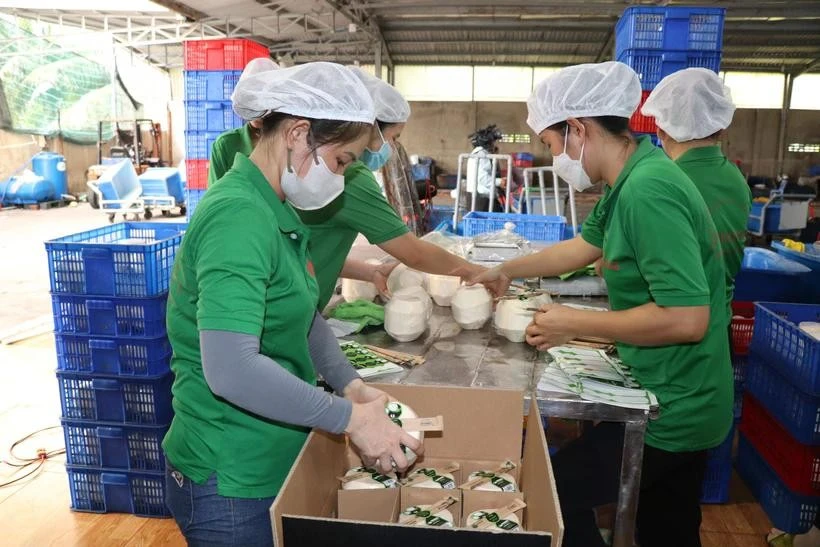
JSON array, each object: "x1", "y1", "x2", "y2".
[{"x1": 46, "y1": 222, "x2": 186, "y2": 517}]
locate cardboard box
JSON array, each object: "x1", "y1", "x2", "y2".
[{"x1": 271, "y1": 384, "x2": 564, "y2": 546}]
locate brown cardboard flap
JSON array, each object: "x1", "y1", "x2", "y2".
[
  {"x1": 403, "y1": 458, "x2": 463, "y2": 489},
  {"x1": 372, "y1": 384, "x2": 524, "y2": 462},
  {"x1": 337, "y1": 488, "x2": 400, "y2": 523},
  {"x1": 461, "y1": 490, "x2": 526, "y2": 529},
  {"x1": 459, "y1": 459, "x2": 521, "y2": 491},
  {"x1": 400, "y1": 488, "x2": 463, "y2": 527},
  {"x1": 520, "y1": 395, "x2": 564, "y2": 542}
]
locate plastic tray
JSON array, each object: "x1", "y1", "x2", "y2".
[
  {"x1": 701, "y1": 424, "x2": 735, "y2": 503},
  {"x1": 745, "y1": 355, "x2": 820, "y2": 445},
  {"x1": 186, "y1": 189, "x2": 207, "y2": 222},
  {"x1": 731, "y1": 301, "x2": 756, "y2": 356},
  {"x1": 63, "y1": 420, "x2": 169, "y2": 472},
  {"x1": 629, "y1": 90, "x2": 656, "y2": 134},
  {"x1": 67, "y1": 466, "x2": 169, "y2": 517},
  {"x1": 737, "y1": 434, "x2": 820, "y2": 533},
  {"x1": 183, "y1": 39, "x2": 269, "y2": 71},
  {"x1": 138, "y1": 168, "x2": 184, "y2": 204},
  {"x1": 462, "y1": 211, "x2": 566, "y2": 242},
  {"x1": 740, "y1": 394, "x2": 820, "y2": 496},
  {"x1": 45, "y1": 223, "x2": 186, "y2": 298},
  {"x1": 57, "y1": 371, "x2": 174, "y2": 425},
  {"x1": 185, "y1": 101, "x2": 242, "y2": 133},
  {"x1": 184, "y1": 70, "x2": 241, "y2": 102},
  {"x1": 186, "y1": 160, "x2": 210, "y2": 190},
  {"x1": 56, "y1": 334, "x2": 172, "y2": 376},
  {"x1": 618, "y1": 48, "x2": 721, "y2": 90},
  {"x1": 615, "y1": 6, "x2": 725, "y2": 55},
  {"x1": 750, "y1": 302, "x2": 820, "y2": 396},
  {"x1": 185, "y1": 131, "x2": 223, "y2": 160},
  {"x1": 51, "y1": 294, "x2": 168, "y2": 338}
]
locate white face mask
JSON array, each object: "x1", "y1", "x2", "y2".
[
  {"x1": 553, "y1": 127, "x2": 594, "y2": 192},
  {"x1": 280, "y1": 150, "x2": 344, "y2": 211}
]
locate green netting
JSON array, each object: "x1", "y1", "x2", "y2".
[{"x1": 0, "y1": 17, "x2": 138, "y2": 144}]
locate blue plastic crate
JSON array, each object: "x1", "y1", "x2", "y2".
[
  {"x1": 185, "y1": 101, "x2": 242, "y2": 133},
  {"x1": 737, "y1": 434, "x2": 820, "y2": 533},
  {"x1": 56, "y1": 334, "x2": 171, "y2": 376},
  {"x1": 734, "y1": 269, "x2": 810, "y2": 303},
  {"x1": 750, "y1": 303, "x2": 820, "y2": 396},
  {"x1": 635, "y1": 132, "x2": 662, "y2": 148},
  {"x1": 57, "y1": 371, "x2": 174, "y2": 425},
  {"x1": 615, "y1": 6, "x2": 725, "y2": 57},
  {"x1": 138, "y1": 168, "x2": 184, "y2": 204},
  {"x1": 45, "y1": 223, "x2": 186, "y2": 297},
  {"x1": 772, "y1": 243, "x2": 820, "y2": 303},
  {"x1": 186, "y1": 189, "x2": 206, "y2": 221},
  {"x1": 427, "y1": 205, "x2": 455, "y2": 231},
  {"x1": 185, "y1": 131, "x2": 223, "y2": 160},
  {"x1": 184, "y1": 70, "x2": 241, "y2": 102},
  {"x1": 733, "y1": 353, "x2": 748, "y2": 387},
  {"x1": 748, "y1": 202, "x2": 785, "y2": 233},
  {"x1": 745, "y1": 354, "x2": 820, "y2": 445},
  {"x1": 51, "y1": 294, "x2": 168, "y2": 338},
  {"x1": 67, "y1": 466, "x2": 169, "y2": 517},
  {"x1": 617, "y1": 49, "x2": 721, "y2": 90},
  {"x1": 734, "y1": 386, "x2": 744, "y2": 422},
  {"x1": 463, "y1": 212, "x2": 566, "y2": 241},
  {"x1": 62, "y1": 419, "x2": 169, "y2": 471},
  {"x1": 701, "y1": 424, "x2": 735, "y2": 503}
]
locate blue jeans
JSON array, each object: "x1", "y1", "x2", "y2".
[{"x1": 165, "y1": 458, "x2": 276, "y2": 547}]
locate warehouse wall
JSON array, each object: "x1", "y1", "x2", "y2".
[{"x1": 402, "y1": 101, "x2": 820, "y2": 179}]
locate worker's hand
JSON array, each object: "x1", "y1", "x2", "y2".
[
  {"x1": 525, "y1": 304, "x2": 579, "y2": 351},
  {"x1": 452, "y1": 265, "x2": 511, "y2": 299},
  {"x1": 345, "y1": 395, "x2": 424, "y2": 474},
  {"x1": 593, "y1": 258, "x2": 604, "y2": 277},
  {"x1": 372, "y1": 262, "x2": 397, "y2": 300},
  {"x1": 343, "y1": 379, "x2": 392, "y2": 405}
]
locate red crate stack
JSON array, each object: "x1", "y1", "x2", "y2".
[
  {"x1": 184, "y1": 39, "x2": 270, "y2": 71},
  {"x1": 629, "y1": 90, "x2": 657, "y2": 134}
]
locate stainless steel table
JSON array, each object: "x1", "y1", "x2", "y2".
[{"x1": 348, "y1": 300, "x2": 656, "y2": 547}]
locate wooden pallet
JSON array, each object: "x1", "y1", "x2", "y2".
[{"x1": 17, "y1": 199, "x2": 71, "y2": 210}]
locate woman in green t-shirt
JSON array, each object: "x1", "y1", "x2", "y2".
[{"x1": 468, "y1": 62, "x2": 733, "y2": 547}]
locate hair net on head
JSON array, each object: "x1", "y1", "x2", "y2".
[
  {"x1": 526, "y1": 61, "x2": 642, "y2": 134},
  {"x1": 349, "y1": 66, "x2": 410, "y2": 123},
  {"x1": 231, "y1": 61, "x2": 375, "y2": 123},
  {"x1": 238, "y1": 57, "x2": 279, "y2": 83},
  {"x1": 641, "y1": 68, "x2": 735, "y2": 142}
]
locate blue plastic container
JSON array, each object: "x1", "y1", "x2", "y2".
[
  {"x1": 186, "y1": 189, "x2": 206, "y2": 221},
  {"x1": 428, "y1": 205, "x2": 455, "y2": 231},
  {"x1": 57, "y1": 371, "x2": 174, "y2": 425},
  {"x1": 31, "y1": 151, "x2": 68, "y2": 198},
  {"x1": 185, "y1": 131, "x2": 223, "y2": 160},
  {"x1": 737, "y1": 434, "x2": 820, "y2": 533},
  {"x1": 750, "y1": 303, "x2": 820, "y2": 396},
  {"x1": 67, "y1": 466, "x2": 169, "y2": 517},
  {"x1": 55, "y1": 333, "x2": 172, "y2": 376},
  {"x1": 45, "y1": 222, "x2": 186, "y2": 297},
  {"x1": 0, "y1": 175, "x2": 54, "y2": 204},
  {"x1": 62, "y1": 420, "x2": 169, "y2": 471},
  {"x1": 745, "y1": 355, "x2": 820, "y2": 445},
  {"x1": 138, "y1": 168, "x2": 185, "y2": 204},
  {"x1": 615, "y1": 6, "x2": 725, "y2": 56},
  {"x1": 772, "y1": 242, "x2": 820, "y2": 303},
  {"x1": 734, "y1": 247, "x2": 812, "y2": 302},
  {"x1": 463, "y1": 212, "x2": 566, "y2": 241},
  {"x1": 51, "y1": 294, "x2": 168, "y2": 338},
  {"x1": 618, "y1": 49, "x2": 721, "y2": 90},
  {"x1": 748, "y1": 202, "x2": 785, "y2": 233},
  {"x1": 185, "y1": 101, "x2": 242, "y2": 133},
  {"x1": 184, "y1": 70, "x2": 241, "y2": 102},
  {"x1": 701, "y1": 424, "x2": 735, "y2": 503},
  {"x1": 96, "y1": 160, "x2": 141, "y2": 209}
]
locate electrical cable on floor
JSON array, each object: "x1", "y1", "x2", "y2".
[{"x1": 0, "y1": 425, "x2": 65, "y2": 488}]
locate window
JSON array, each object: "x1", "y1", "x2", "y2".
[
  {"x1": 787, "y1": 143, "x2": 820, "y2": 153},
  {"x1": 473, "y1": 66, "x2": 533, "y2": 101},
  {"x1": 723, "y1": 72, "x2": 785, "y2": 109},
  {"x1": 394, "y1": 65, "x2": 473, "y2": 101},
  {"x1": 791, "y1": 74, "x2": 820, "y2": 110},
  {"x1": 501, "y1": 133, "x2": 531, "y2": 144}
]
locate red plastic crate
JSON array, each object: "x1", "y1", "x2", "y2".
[
  {"x1": 731, "y1": 301, "x2": 756, "y2": 356},
  {"x1": 630, "y1": 90, "x2": 657, "y2": 134},
  {"x1": 184, "y1": 39, "x2": 269, "y2": 71},
  {"x1": 740, "y1": 393, "x2": 820, "y2": 496},
  {"x1": 186, "y1": 160, "x2": 209, "y2": 190}
]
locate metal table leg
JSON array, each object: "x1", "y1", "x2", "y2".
[{"x1": 612, "y1": 419, "x2": 647, "y2": 547}]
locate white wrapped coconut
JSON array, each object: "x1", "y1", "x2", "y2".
[
  {"x1": 385, "y1": 401, "x2": 423, "y2": 467},
  {"x1": 426, "y1": 274, "x2": 462, "y2": 307},
  {"x1": 400, "y1": 505, "x2": 455, "y2": 528},
  {"x1": 406, "y1": 467, "x2": 457, "y2": 489},
  {"x1": 340, "y1": 466, "x2": 398, "y2": 490},
  {"x1": 451, "y1": 285, "x2": 493, "y2": 330},
  {"x1": 384, "y1": 287, "x2": 432, "y2": 342},
  {"x1": 466, "y1": 470, "x2": 518, "y2": 492},
  {"x1": 340, "y1": 258, "x2": 383, "y2": 302},
  {"x1": 387, "y1": 263, "x2": 427, "y2": 295},
  {"x1": 494, "y1": 293, "x2": 553, "y2": 343},
  {"x1": 467, "y1": 510, "x2": 521, "y2": 532}
]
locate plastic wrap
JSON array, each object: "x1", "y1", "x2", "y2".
[
  {"x1": 468, "y1": 221, "x2": 533, "y2": 264},
  {"x1": 381, "y1": 141, "x2": 424, "y2": 236}
]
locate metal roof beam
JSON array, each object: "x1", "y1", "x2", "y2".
[{"x1": 322, "y1": 0, "x2": 392, "y2": 69}]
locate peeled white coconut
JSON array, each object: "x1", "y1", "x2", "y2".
[
  {"x1": 384, "y1": 287, "x2": 432, "y2": 342},
  {"x1": 387, "y1": 263, "x2": 426, "y2": 295},
  {"x1": 407, "y1": 468, "x2": 457, "y2": 489},
  {"x1": 799, "y1": 322, "x2": 820, "y2": 341},
  {"x1": 494, "y1": 293, "x2": 553, "y2": 343},
  {"x1": 341, "y1": 466, "x2": 398, "y2": 490},
  {"x1": 466, "y1": 471, "x2": 518, "y2": 492},
  {"x1": 385, "y1": 401, "x2": 423, "y2": 467},
  {"x1": 401, "y1": 505, "x2": 455, "y2": 528},
  {"x1": 467, "y1": 510, "x2": 521, "y2": 532},
  {"x1": 426, "y1": 274, "x2": 462, "y2": 307},
  {"x1": 340, "y1": 259, "x2": 383, "y2": 302},
  {"x1": 451, "y1": 285, "x2": 493, "y2": 330}
]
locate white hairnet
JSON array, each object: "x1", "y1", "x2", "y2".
[
  {"x1": 527, "y1": 62, "x2": 642, "y2": 134},
  {"x1": 349, "y1": 66, "x2": 411, "y2": 123},
  {"x1": 238, "y1": 57, "x2": 279, "y2": 83},
  {"x1": 641, "y1": 68, "x2": 735, "y2": 142},
  {"x1": 232, "y1": 61, "x2": 375, "y2": 123}
]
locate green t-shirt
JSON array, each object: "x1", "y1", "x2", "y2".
[
  {"x1": 675, "y1": 146, "x2": 752, "y2": 310},
  {"x1": 164, "y1": 153, "x2": 320, "y2": 498},
  {"x1": 582, "y1": 137, "x2": 733, "y2": 453},
  {"x1": 298, "y1": 161, "x2": 409, "y2": 310},
  {"x1": 208, "y1": 124, "x2": 255, "y2": 185}
]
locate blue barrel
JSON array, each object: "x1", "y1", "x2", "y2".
[
  {"x1": 32, "y1": 152, "x2": 68, "y2": 198},
  {"x1": 0, "y1": 175, "x2": 55, "y2": 204}
]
